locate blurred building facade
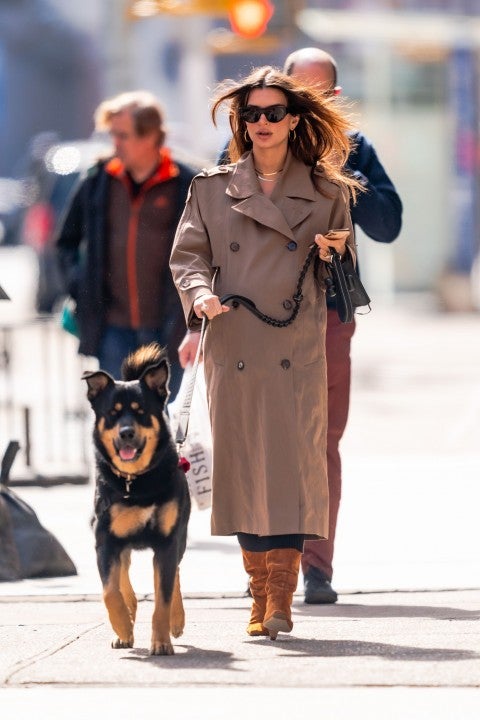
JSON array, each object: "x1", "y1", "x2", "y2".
[
  {"x1": 1, "y1": 0, "x2": 479, "y2": 306},
  {"x1": 0, "y1": 0, "x2": 102, "y2": 177}
]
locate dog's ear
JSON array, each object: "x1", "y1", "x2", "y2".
[
  {"x1": 82, "y1": 370, "x2": 114, "y2": 401},
  {"x1": 141, "y1": 359, "x2": 170, "y2": 401}
]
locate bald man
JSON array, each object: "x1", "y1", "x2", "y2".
[{"x1": 285, "y1": 48, "x2": 402, "y2": 603}]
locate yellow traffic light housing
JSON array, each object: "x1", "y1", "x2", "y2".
[{"x1": 228, "y1": 0, "x2": 274, "y2": 38}]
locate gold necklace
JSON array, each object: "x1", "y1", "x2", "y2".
[
  {"x1": 256, "y1": 174, "x2": 278, "y2": 183},
  {"x1": 254, "y1": 167, "x2": 283, "y2": 176}
]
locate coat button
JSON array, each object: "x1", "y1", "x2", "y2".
[
  {"x1": 180, "y1": 278, "x2": 190, "y2": 288},
  {"x1": 280, "y1": 359, "x2": 290, "y2": 370},
  {"x1": 230, "y1": 242, "x2": 240, "y2": 252},
  {"x1": 237, "y1": 361, "x2": 245, "y2": 370},
  {"x1": 286, "y1": 241, "x2": 297, "y2": 251},
  {"x1": 283, "y1": 299, "x2": 293, "y2": 310}
]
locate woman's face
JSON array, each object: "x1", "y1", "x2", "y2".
[{"x1": 243, "y1": 87, "x2": 298, "y2": 152}]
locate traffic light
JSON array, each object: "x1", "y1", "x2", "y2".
[
  {"x1": 127, "y1": 1, "x2": 279, "y2": 50},
  {"x1": 228, "y1": 0, "x2": 274, "y2": 38}
]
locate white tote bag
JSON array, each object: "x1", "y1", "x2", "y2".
[{"x1": 168, "y1": 363, "x2": 212, "y2": 510}]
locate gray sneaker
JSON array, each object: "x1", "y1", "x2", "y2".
[{"x1": 303, "y1": 567, "x2": 338, "y2": 604}]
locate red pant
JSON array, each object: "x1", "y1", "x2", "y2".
[{"x1": 302, "y1": 309, "x2": 355, "y2": 580}]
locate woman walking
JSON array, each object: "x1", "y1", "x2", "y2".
[{"x1": 170, "y1": 65, "x2": 360, "y2": 639}]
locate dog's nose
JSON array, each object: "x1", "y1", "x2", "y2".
[{"x1": 119, "y1": 425, "x2": 135, "y2": 441}]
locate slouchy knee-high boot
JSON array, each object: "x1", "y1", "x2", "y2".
[
  {"x1": 263, "y1": 548, "x2": 301, "y2": 640},
  {"x1": 241, "y1": 549, "x2": 269, "y2": 636}
]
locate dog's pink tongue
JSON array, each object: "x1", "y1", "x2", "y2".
[{"x1": 119, "y1": 447, "x2": 136, "y2": 461}]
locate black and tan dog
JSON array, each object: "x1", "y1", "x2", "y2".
[{"x1": 83, "y1": 343, "x2": 191, "y2": 656}]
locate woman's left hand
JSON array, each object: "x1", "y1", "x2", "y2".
[
  {"x1": 178, "y1": 330, "x2": 202, "y2": 369},
  {"x1": 315, "y1": 233, "x2": 347, "y2": 263}
]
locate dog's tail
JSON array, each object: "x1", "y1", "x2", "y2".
[{"x1": 121, "y1": 343, "x2": 168, "y2": 381}]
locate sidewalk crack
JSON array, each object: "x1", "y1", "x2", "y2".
[{"x1": 3, "y1": 623, "x2": 103, "y2": 686}]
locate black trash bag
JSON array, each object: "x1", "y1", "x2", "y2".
[
  {"x1": 0, "y1": 441, "x2": 77, "y2": 581},
  {"x1": 0, "y1": 494, "x2": 21, "y2": 581}
]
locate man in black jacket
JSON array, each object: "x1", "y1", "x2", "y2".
[
  {"x1": 283, "y1": 48, "x2": 402, "y2": 603},
  {"x1": 56, "y1": 91, "x2": 195, "y2": 399}
]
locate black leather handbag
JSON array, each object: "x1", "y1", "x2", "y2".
[{"x1": 325, "y1": 248, "x2": 371, "y2": 324}]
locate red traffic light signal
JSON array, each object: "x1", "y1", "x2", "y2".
[{"x1": 228, "y1": 0, "x2": 274, "y2": 39}]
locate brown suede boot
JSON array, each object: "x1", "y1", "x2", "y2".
[
  {"x1": 263, "y1": 548, "x2": 301, "y2": 640},
  {"x1": 241, "y1": 549, "x2": 269, "y2": 636}
]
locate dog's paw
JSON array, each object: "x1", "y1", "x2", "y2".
[
  {"x1": 150, "y1": 640, "x2": 174, "y2": 656},
  {"x1": 112, "y1": 635, "x2": 134, "y2": 649},
  {"x1": 170, "y1": 623, "x2": 184, "y2": 639},
  {"x1": 170, "y1": 601, "x2": 185, "y2": 638}
]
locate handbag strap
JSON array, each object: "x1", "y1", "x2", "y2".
[
  {"x1": 175, "y1": 315, "x2": 208, "y2": 451},
  {"x1": 329, "y1": 247, "x2": 354, "y2": 323}
]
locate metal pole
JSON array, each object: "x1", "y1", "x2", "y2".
[
  {"x1": 23, "y1": 406, "x2": 31, "y2": 468},
  {"x1": 180, "y1": 16, "x2": 218, "y2": 160},
  {"x1": 102, "y1": 0, "x2": 135, "y2": 95}
]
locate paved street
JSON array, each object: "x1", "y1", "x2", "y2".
[{"x1": 1, "y1": 294, "x2": 480, "y2": 716}]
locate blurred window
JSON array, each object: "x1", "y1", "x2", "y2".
[
  {"x1": 0, "y1": 45, "x2": 4, "y2": 127},
  {"x1": 391, "y1": 52, "x2": 447, "y2": 107}
]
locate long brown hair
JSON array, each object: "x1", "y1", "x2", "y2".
[{"x1": 211, "y1": 65, "x2": 362, "y2": 199}]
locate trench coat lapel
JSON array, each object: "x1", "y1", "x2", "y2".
[{"x1": 226, "y1": 152, "x2": 316, "y2": 241}]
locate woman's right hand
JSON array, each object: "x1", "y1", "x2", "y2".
[{"x1": 193, "y1": 293, "x2": 230, "y2": 320}]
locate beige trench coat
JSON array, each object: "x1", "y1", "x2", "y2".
[{"x1": 170, "y1": 151, "x2": 354, "y2": 537}]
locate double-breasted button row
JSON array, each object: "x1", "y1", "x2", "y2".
[
  {"x1": 230, "y1": 241, "x2": 298, "y2": 252},
  {"x1": 236, "y1": 359, "x2": 290, "y2": 370}
]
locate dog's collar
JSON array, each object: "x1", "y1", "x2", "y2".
[
  {"x1": 108, "y1": 456, "x2": 189, "y2": 497},
  {"x1": 109, "y1": 465, "x2": 150, "y2": 496}
]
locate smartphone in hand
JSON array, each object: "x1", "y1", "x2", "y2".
[{"x1": 325, "y1": 229, "x2": 349, "y2": 241}]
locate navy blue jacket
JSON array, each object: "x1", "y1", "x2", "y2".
[{"x1": 346, "y1": 130, "x2": 402, "y2": 243}]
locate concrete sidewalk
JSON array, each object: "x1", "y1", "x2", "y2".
[
  {"x1": 1, "y1": 296, "x2": 480, "y2": 715},
  {"x1": 1, "y1": 590, "x2": 479, "y2": 718}
]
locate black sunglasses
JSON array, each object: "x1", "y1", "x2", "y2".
[{"x1": 239, "y1": 104, "x2": 292, "y2": 124}]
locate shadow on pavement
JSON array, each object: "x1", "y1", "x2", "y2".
[
  {"x1": 122, "y1": 645, "x2": 239, "y2": 670},
  {"x1": 249, "y1": 637, "x2": 480, "y2": 662},
  {"x1": 296, "y1": 603, "x2": 480, "y2": 621}
]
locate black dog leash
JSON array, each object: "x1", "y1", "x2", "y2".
[
  {"x1": 174, "y1": 242, "x2": 318, "y2": 452},
  {"x1": 221, "y1": 242, "x2": 318, "y2": 328}
]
